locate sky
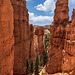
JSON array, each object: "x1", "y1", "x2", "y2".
[{"x1": 26, "y1": 0, "x2": 75, "y2": 26}]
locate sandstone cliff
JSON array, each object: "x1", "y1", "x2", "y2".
[
  {"x1": 0, "y1": 0, "x2": 14, "y2": 75},
  {"x1": 34, "y1": 27, "x2": 45, "y2": 55},
  {"x1": 10, "y1": 0, "x2": 33, "y2": 74},
  {"x1": 46, "y1": 0, "x2": 75, "y2": 74}
]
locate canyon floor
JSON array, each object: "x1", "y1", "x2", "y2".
[{"x1": 39, "y1": 67, "x2": 69, "y2": 75}]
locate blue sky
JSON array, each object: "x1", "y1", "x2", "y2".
[{"x1": 26, "y1": 0, "x2": 75, "y2": 26}]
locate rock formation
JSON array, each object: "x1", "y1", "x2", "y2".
[
  {"x1": 29, "y1": 24, "x2": 35, "y2": 61},
  {"x1": 0, "y1": 0, "x2": 14, "y2": 75},
  {"x1": 10, "y1": 0, "x2": 33, "y2": 74},
  {"x1": 54, "y1": 0, "x2": 69, "y2": 26},
  {"x1": 71, "y1": 9, "x2": 75, "y2": 21},
  {"x1": 35, "y1": 27, "x2": 44, "y2": 55},
  {"x1": 62, "y1": 19, "x2": 75, "y2": 73},
  {"x1": 46, "y1": 0, "x2": 75, "y2": 74}
]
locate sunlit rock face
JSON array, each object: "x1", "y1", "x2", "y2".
[
  {"x1": 46, "y1": 0, "x2": 75, "y2": 74},
  {"x1": 10, "y1": 0, "x2": 31, "y2": 74},
  {"x1": 63, "y1": 19, "x2": 75, "y2": 75},
  {"x1": 62, "y1": 19, "x2": 75, "y2": 69},
  {"x1": 35, "y1": 27, "x2": 44, "y2": 55},
  {"x1": 54, "y1": 0, "x2": 69, "y2": 26},
  {"x1": 0, "y1": 0, "x2": 14, "y2": 75}
]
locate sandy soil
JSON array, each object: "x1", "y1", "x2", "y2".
[{"x1": 39, "y1": 67, "x2": 69, "y2": 75}]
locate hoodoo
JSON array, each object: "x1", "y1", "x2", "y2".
[
  {"x1": 0, "y1": 0, "x2": 14, "y2": 75},
  {"x1": 10, "y1": 0, "x2": 34, "y2": 74},
  {"x1": 0, "y1": 0, "x2": 75, "y2": 75},
  {"x1": 46, "y1": 0, "x2": 75, "y2": 74},
  {"x1": 54, "y1": 0, "x2": 69, "y2": 26}
]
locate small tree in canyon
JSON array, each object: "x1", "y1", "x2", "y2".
[
  {"x1": 42, "y1": 50, "x2": 48, "y2": 66},
  {"x1": 45, "y1": 50, "x2": 48, "y2": 65},
  {"x1": 30, "y1": 61, "x2": 34, "y2": 74},
  {"x1": 34, "y1": 54, "x2": 40, "y2": 75},
  {"x1": 45, "y1": 33, "x2": 50, "y2": 49},
  {"x1": 26, "y1": 59, "x2": 29, "y2": 75}
]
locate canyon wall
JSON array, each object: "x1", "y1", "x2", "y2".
[
  {"x1": 0, "y1": 0, "x2": 14, "y2": 75},
  {"x1": 46, "y1": 0, "x2": 75, "y2": 74},
  {"x1": 0, "y1": 0, "x2": 35, "y2": 75},
  {"x1": 62, "y1": 19, "x2": 75, "y2": 74},
  {"x1": 35, "y1": 27, "x2": 44, "y2": 55},
  {"x1": 11, "y1": 0, "x2": 33, "y2": 74}
]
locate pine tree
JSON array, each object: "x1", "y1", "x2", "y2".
[
  {"x1": 25, "y1": 59, "x2": 29, "y2": 75},
  {"x1": 30, "y1": 61, "x2": 34, "y2": 74},
  {"x1": 45, "y1": 50, "x2": 48, "y2": 65},
  {"x1": 45, "y1": 33, "x2": 50, "y2": 48},
  {"x1": 42, "y1": 50, "x2": 48, "y2": 66},
  {"x1": 34, "y1": 54, "x2": 40, "y2": 75},
  {"x1": 42, "y1": 50, "x2": 46, "y2": 66}
]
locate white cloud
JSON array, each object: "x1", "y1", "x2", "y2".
[
  {"x1": 29, "y1": 12, "x2": 53, "y2": 25},
  {"x1": 35, "y1": 0, "x2": 55, "y2": 13},
  {"x1": 68, "y1": 0, "x2": 75, "y2": 16},
  {"x1": 69, "y1": 0, "x2": 75, "y2": 4}
]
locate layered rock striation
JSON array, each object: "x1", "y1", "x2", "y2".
[
  {"x1": 46, "y1": 0, "x2": 75, "y2": 74},
  {"x1": 0, "y1": 0, "x2": 14, "y2": 75}
]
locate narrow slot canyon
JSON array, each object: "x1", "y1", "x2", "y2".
[{"x1": 0, "y1": 0, "x2": 75, "y2": 75}]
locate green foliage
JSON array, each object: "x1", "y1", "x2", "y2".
[
  {"x1": 45, "y1": 33, "x2": 50, "y2": 48},
  {"x1": 40, "y1": 54, "x2": 43, "y2": 66},
  {"x1": 25, "y1": 59, "x2": 29, "y2": 75},
  {"x1": 30, "y1": 61, "x2": 34, "y2": 74},
  {"x1": 45, "y1": 50, "x2": 48, "y2": 64},
  {"x1": 42, "y1": 50, "x2": 48, "y2": 66},
  {"x1": 34, "y1": 54, "x2": 40, "y2": 75}
]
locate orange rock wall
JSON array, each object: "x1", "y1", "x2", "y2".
[
  {"x1": 46, "y1": 0, "x2": 75, "y2": 74},
  {"x1": 54, "y1": 0, "x2": 69, "y2": 26},
  {"x1": 62, "y1": 19, "x2": 75, "y2": 73},
  {"x1": 0, "y1": 0, "x2": 34, "y2": 75},
  {"x1": 0, "y1": 0, "x2": 14, "y2": 75},
  {"x1": 35, "y1": 27, "x2": 44, "y2": 55},
  {"x1": 10, "y1": 0, "x2": 33, "y2": 74}
]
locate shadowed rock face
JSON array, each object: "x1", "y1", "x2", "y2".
[
  {"x1": 35, "y1": 27, "x2": 44, "y2": 55},
  {"x1": 10, "y1": 0, "x2": 31, "y2": 74},
  {"x1": 46, "y1": 0, "x2": 75, "y2": 74},
  {"x1": 29, "y1": 24, "x2": 35, "y2": 61},
  {"x1": 0, "y1": 0, "x2": 14, "y2": 75}
]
